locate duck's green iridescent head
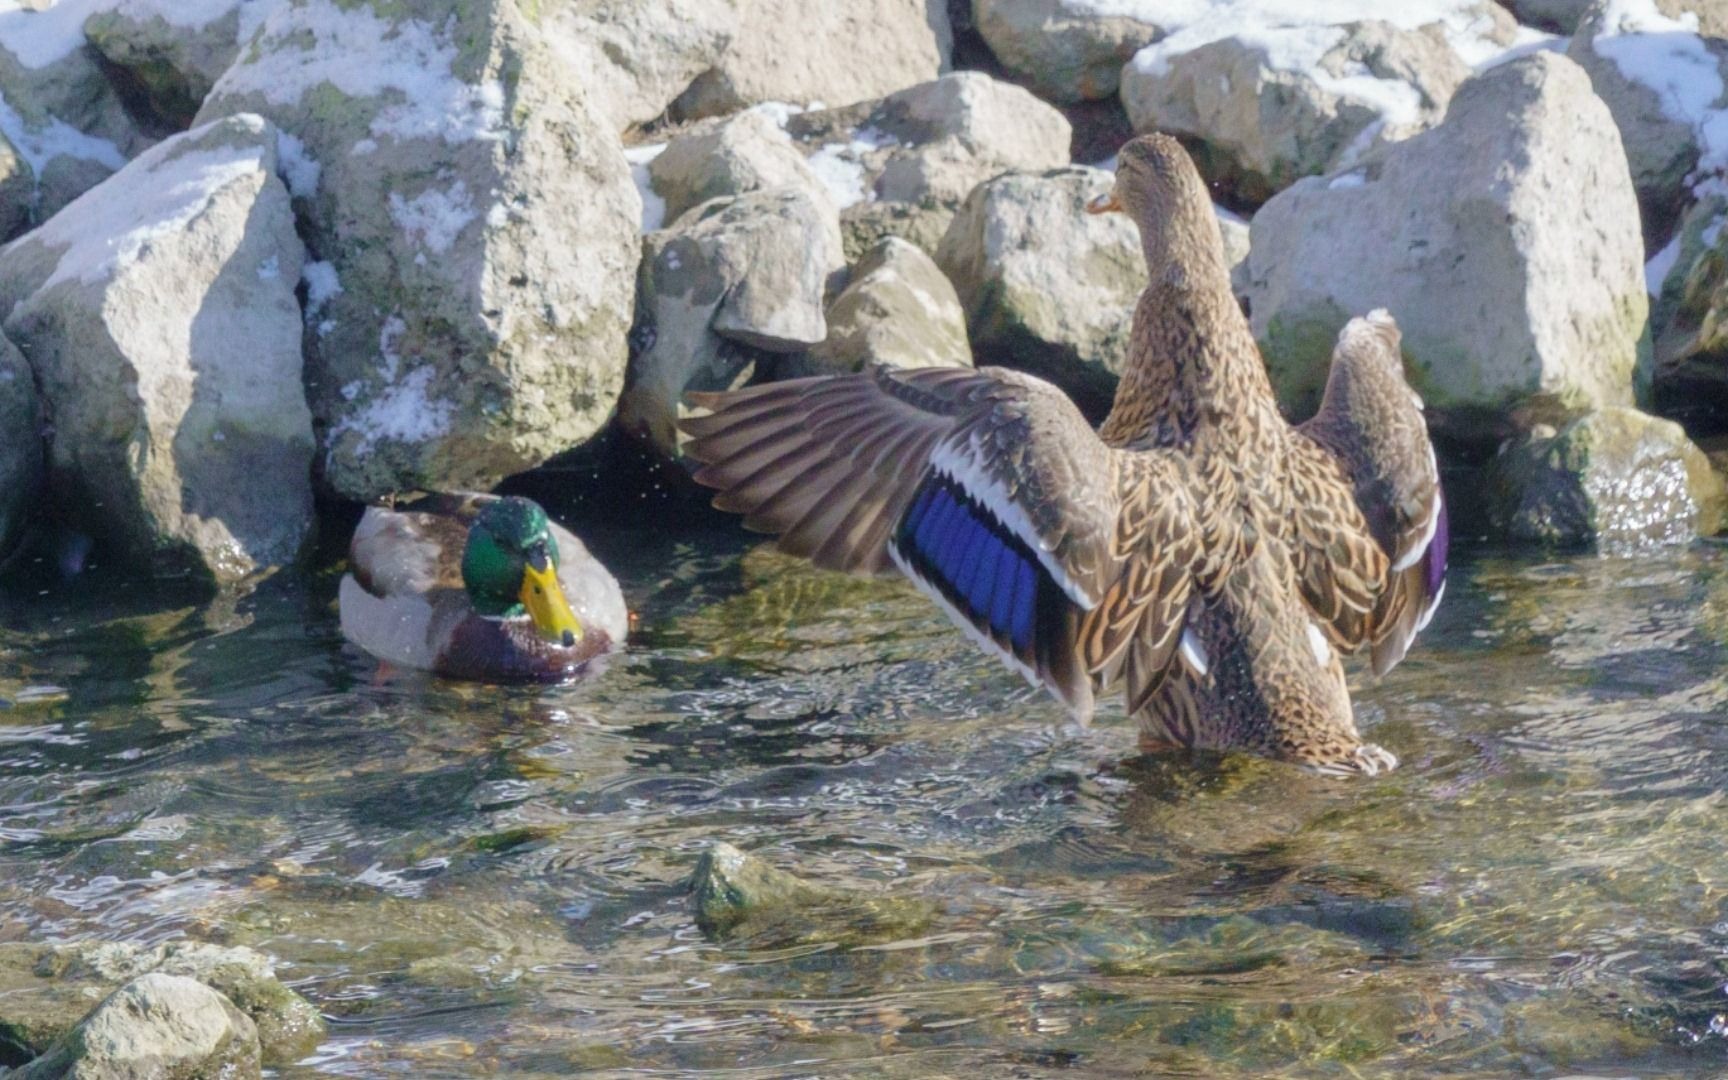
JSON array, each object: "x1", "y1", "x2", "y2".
[{"x1": 461, "y1": 497, "x2": 583, "y2": 646}]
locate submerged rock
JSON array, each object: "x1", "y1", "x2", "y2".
[
  {"x1": 15, "y1": 973, "x2": 260, "y2": 1080},
  {"x1": 0, "y1": 940, "x2": 324, "y2": 1067},
  {"x1": 671, "y1": 0, "x2": 952, "y2": 119},
  {"x1": 786, "y1": 237, "x2": 972, "y2": 377},
  {"x1": 973, "y1": 0, "x2": 1162, "y2": 103},
  {"x1": 691, "y1": 842, "x2": 932, "y2": 946},
  {"x1": 1488, "y1": 407, "x2": 1726, "y2": 549},
  {"x1": 197, "y1": 0, "x2": 640, "y2": 501},
  {"x1": 0, "y1": 329, "x2": 40, "y2": 559},
  {"x1": 1123, "y1": 18, "x2": 1471, "y2": 206},
  {"x1": 935, "y1": 166, "x2": 1141, "y2": 417},
  {"x1": 0, "y1": 114, "x2": 313, "y2": 584},
  {"x1": 620, "y1": 187, "x2": 844, "y2": 459},
  {"x1": 1245, "y1": 53, "x2": 1648, "y2": 436}
]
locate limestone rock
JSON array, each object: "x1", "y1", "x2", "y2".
[
  {"x1": 196, "y1": 0, "x2": 640, "y2": 501},
  {"x1": 1565, "y1": 0, "x2": 1728, "y2": 245},
  {"x1": 16, "y1": 973, "x2": 261, "y2": 1080},
  {"x1": 621, "y1": 187, "x2": 844, "y2": 458},
  {"x1": 786, "y1": 72, "x2": 1071, "y2": 255},
  {"x1": 672, "y1": 0, "x2": 953, "y2": 119},
  {"x1": 543, "y1": 0, "x2": 739, "y2": 133},
  {"x1": 1244, "y1": 53, "x2": 1648, "y2": 437},
  {"x1": 0, "y1": 114, "x2": 313, "y2": 584},
  {"x1": 786, "y1": 237, "x2": 971, "y2": 378},
  {"x1": 0, "y1": 329, "x2": 39, "y2": 558},
  {"x1": 1488, "y1": 407, "x2": 1726, "y2": 549},
  {"x1": 935, "y1": 166, "x2": 1142, "y2": 417},
  {"x1": 0, "y1": 941, "x2": 323, "y2": 1067},
  {"x1": 1505, "y1": 0, "x2": 1593, "y2": 33},
  {"x1": 838, "y1": 199, "x2": 953, "y2": 263},
  {"x1": 972, "y1": 0, "x2": 1162, "y2": 103},
  {"x1": 83, "y1": 1, "x2": 265, "y2": 130},
  {"x1": 647, "y1": 108, "x2": 828, "y2": 225},
  {"x1": 1122, "y1": 19, "x2": 1472, "y2": 205}
]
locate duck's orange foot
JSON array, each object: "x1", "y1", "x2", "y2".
[{"x1": 371, "y1": 660, "x2": 398, "y2": 686}]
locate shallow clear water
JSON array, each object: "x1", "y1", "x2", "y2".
[{"x1": 5, "y1": 525, "x2": 1728, "y2": 1077}]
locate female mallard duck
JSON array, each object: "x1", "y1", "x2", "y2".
[
  {"x1": 339, "y1": 493, "x2": 627, "y2": 683},
  {"x1": 679, "y1": 134, "x2": 1445, "y2": 775}
]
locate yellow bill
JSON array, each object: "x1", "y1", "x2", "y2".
[{"x1": 520, "y1": 559, "x2": 583, "y2": 646}]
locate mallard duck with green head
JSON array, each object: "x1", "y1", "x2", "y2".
[{"x1": 339, "y1": 493, "x2": 627, "y2": 682}]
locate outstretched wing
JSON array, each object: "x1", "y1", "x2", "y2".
[
  {"x1": 680, "y1": 365, "x2": 1202, "y2": 719},
  {"x1": 1292, "y1": 311, "x2": 1446, "y2": 675}
]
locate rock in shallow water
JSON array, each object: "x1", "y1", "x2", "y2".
[
  {"x1": 196, "y1": 0, "x2": 640, "y2": 501},
  {"x1": 1245, "y1": 52, "x2": 1648, "y2": 436},
  {"x1": 0, "y1": 940, "x2": 323, "y2": 1067},
  {"x1": 14, "y1": 972, "x2": 260, "y2": 1080},
  {"x1": 1488, "y1": 407, "x2": 1726, "y2": 549},
  {"x1": 691, "y1": 842, "x2": 932, "y2": 946},
  {"x1": 0, "y1": 113, "x2": 313, "y2": 584},
  {"x1": 936, "y1": 165, "x2": 1141, "y2": 417}
]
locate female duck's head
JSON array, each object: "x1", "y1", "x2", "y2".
[
  {"x1": 1087, "y1": 133, "x2": 1225, "y2": 283},
  {"x1": 461, "y1": 496, "x2": 584, "y2": 646}
]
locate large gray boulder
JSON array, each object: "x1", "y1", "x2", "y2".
[
  {"x1": 196, "y1": 0, "x2": 641, "y2": 501},
  {"x1": 972, "y1": 0, "x2": 1162, "y2": 103},
  {"x1": 935, "y1": 166, "x2": 1142, "y2": 417},
  {"x1": 1122, "y1": 19, "x2": 1473, "y2": 205},
  {"x1": 16, "y1": 973, "x2": 261, "y2": 1080},
  {"x1": 646, "y1": 108, "x2": 829, "y2": 225},
  {"x1": 0, "y1": 1, "x2": 151, "y2": 219},
  {"x1": 543, "y1": 0, "x2": 739, "y2": 133},
  {"x1": 1566, "y1": 0, "x2": 1728, "y2": 246},
  {"x1": 1244, "y1": 53, "x2": 1648, "y2": 435},
  {"x1": 0, "y1": 330, "x2": 39, "y2": 558},
  {"x1": 83, "y1": 1, "x2": 270, "y2": 130},
  {"x1": 1488, "y1": 407, "x2": 1726, "y2": 549},
  {"x1": 786, "y1": 236, "x2": 972, "y2": 378},
  {"x1": 672, "y1": 0, "x2": 953, "y2": 119},
  {"x1": 786, "y1": 72, "x2": 1071, "y2": 258},
  {"x1": 0, "y1": 114, "x2": 313, "y2": 584},
  {"x1": 620, "y1": 188, "x2": 844, "y2": 459},
  {"x1": 0, "y1": 941, "x2": 323, "y2": 1067}
]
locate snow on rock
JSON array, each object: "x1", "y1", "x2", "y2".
[
  {"x1": 542, "y1": 0, "x2": 738, "y2": 134},
  {"x1": 84, "y1": 0, "x2": 276, "y2": 128},
  {"x1": 197, "y1": 0, "x2": 641, "y2": 501},
  {"x1": 784, "y1": 73, "x2": 1071, "y2": 261},
  {"x1": 1566, "y1": 0, "x2": 1728, "y2": 246},
  {"x1": 1119, "y1": 3, "x2": 1531, "y2": 204},
  {"x1": 1245, "y1": 53, "x2": 1648, "y2": 439},
  {"x1": 0, "y1": 113, "x2": 314, "y2": 583},
  {"x1": 670, "y1": 0, "x2": 952, "y2": 120},
  {"x1": 973, "y1": 0, "x2": 1163, "y2": 104}
]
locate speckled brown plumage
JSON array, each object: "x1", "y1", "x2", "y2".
[{"x1": 679, "y1": 134, "x2": 1446, "y2": 776}]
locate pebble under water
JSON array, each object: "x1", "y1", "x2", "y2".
[{"x1": 4, "y1": 523, "x2": 1728, "y2": 1077}]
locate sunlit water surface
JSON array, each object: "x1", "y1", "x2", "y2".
[{"x1": 4, "y1": 526, "x2": 1728, "y2": 1078}]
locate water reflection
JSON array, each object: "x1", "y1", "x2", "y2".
[{"x1": 1, "y1": 532, "x2": 1727, "y2": 1075}]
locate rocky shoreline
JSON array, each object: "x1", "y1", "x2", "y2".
[{"x1": 0, "y1": 0, "x2": 1720, "y2": 588}]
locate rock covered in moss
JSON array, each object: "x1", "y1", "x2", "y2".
[
  {"x1": 196, "y1": 0, "x2": 640, "y2": 501},
  {"x1": 14, "y1": 973, "x2": 260, "y2": 1080},
  {"x1": 620, "y1": 187, "x2": 844, "y2": 459},
  {"x1": 936, "y1": 166, "x2": 1142, "y2": 417},
  {"x1": 785, "y1": 236, "x2": 971, "y2": 377},
  {"x1": 0, "y1": 114, "x2": 312, "y2": 584},
  {"x1": 691, "y1": 841, "x2": 932, "y2": 946},
  {"x1": 0, "y1": 940, "x2": 324, "y2": 1067},
  {"x1": 1488, "y1": 407, "x2": 1726, "y2": 549},
  {"x1": 1245, "y1": 53, "x2": 1648, "y2": 435}
]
